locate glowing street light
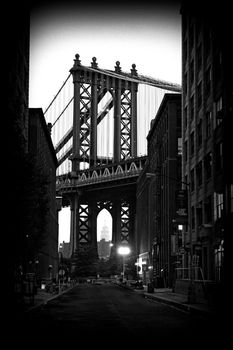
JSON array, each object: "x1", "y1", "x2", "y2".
[
  {"x1": 117, "y1": 246, "x2": 131, "y2": 283},
  {"x1": 118, "y1": 246, "x2": 131, "y2": 256}
]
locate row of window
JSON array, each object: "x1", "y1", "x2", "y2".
[
  {"x1": 184, "y1": 143, "x2": 223, "y2": 191},
  {"x1": 183, "y1": 108, "x2": 212, "y2": 139},
  {"x1": 191, "y1": 196, "x2": 212, "y2": 229},
  {"x1": 190, "y1": 192, "x2": 223, "y2": 229},
  {"x1": 184, "y1": 65, "x2": 211, "y2": 100},
  {"x1": 183, "y1": 93, "x2": 223, "y2": 129},
  {"x1": 183, "y1": 97, "x2": 223, "y2": 166},
  {"x1": 188, "y1": 153, "x2": 212, "y2": 192}
]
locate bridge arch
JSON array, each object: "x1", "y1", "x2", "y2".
[{"x1": 97, "y1": 208, "x2": 113, "y2": 260}]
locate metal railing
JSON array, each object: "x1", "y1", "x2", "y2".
[
  {"x1": 175, "y1": 267, "x2": 205, "y2": 282},
  {"x1": 56, "y1": 156, "x2": 147, "y2": 191}
]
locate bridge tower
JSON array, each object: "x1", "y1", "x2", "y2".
[{"x1": 67, "y1": 54, "x2": 139, "y2": 264}]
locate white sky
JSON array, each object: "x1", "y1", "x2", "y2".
[{"x1": 29, "y1": 2, "x2": 181, "y2": 244}]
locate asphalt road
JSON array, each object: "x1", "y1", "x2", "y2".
[{"x1": 13, "y1": 282, "x2": 225, "y2": 346}]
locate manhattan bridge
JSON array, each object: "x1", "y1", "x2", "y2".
[{"x1": 44, "y1": 54, "x2": 181, "y2": 263}]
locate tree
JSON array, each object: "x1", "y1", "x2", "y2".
[{"x1": 71, "y1": 245, "x2": 98, "y2": 278}]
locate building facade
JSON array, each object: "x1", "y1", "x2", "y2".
[
  {"x1": 6, "y1": 4, "x2": 31, "y2": 305},
  {"x1": 59, "y1": 241, "x2": 71, "y2": 259},
  {"x1": 181, "y1": 2, "x2": 232, "y2": 292},
  {"x1": 29, "y1": 108, "x2": 59, "y2": 281},
  {"x1": 97, "y1": 239, "x2": 111, "y2": 260},
  {"x1": 135, "y1": 93, "x2": 182, "y2": 287}
]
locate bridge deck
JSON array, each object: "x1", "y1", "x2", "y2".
[{"x1": 56, "y1": 156, "x2": 147, "y2": 193}]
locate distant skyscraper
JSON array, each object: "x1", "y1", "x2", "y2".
[
  {"x1": 100, "y1": 224, "x2": 110, "y2": 241},
  {"x1": 97, "y1": 239, "x2": 111, "y2": 260}
]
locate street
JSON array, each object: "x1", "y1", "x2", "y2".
[{"x1": 12, "y1": 281, "x2": 225, "y2": 346}]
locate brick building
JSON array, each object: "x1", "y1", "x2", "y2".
[
  {"x1": 181, "y1": 2, "x2": 232, "y2": 295},
  {"x1": 135, "y1": 93, "x2": 182, "y2": 287},
  {"x1": 29, "y1": 108, "x2": 59, "y2": 281},
  {"x1": 6, "y1": 4, "x2": 31, "y2": 305}
]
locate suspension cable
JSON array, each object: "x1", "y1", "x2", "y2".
[
  {"x1": 52, "y1": 97, "x2": 74, "y2": 127},
  {"x1": 44, "y1": 73, "x2": 72, "y2": 115}
]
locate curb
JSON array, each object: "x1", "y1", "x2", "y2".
[
  {"x1": 142, "y1": 292, "x2": 214, "y2": 318},
  {"x1": 25, "y1": 284, "x2": 77, "y2": 312},
  {"x1": 115, "y1": 283, "x2": 213, "y2": 319}
]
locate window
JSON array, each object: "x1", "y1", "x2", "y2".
[
  {"x1": 197, "y1": 119, "x2": 202, "y2": 147},
  {"x1": 205, "y1": 66, "x2": 211, "y2": 97},
  {"x1": 197, "y1": 81, "x2": 202, "y2": 110},
  {"x1": 178, "y1": 138, "x2": 182, "y2": 155},
  {"x1": 204, "y1": 26, "x2": 211, "y2": 57},
  {"x1": 183, "y1": 39, "x2": 188, "y2": 62},
  {"x1": 190, "y1": 60, "x2": 194, "y2": 86},
  {"x1": 190, "y1": 95, "x2": 194, "y2": 121},
  {"x1": 214, "y1": 50, "x2": 222, "y2": 81},
  {"x1": 196, "y1": 201, "x2": 203, "y2": 227},
  {"x1": 184, "y1": 106, "x2": 188, "y2": 129},
  {"x1": 205, "y1": 111, "x2": 212, "y2": 138},
  {"x1": 197, "y1": 43, "x2": 202, "y2": 72},
  {"x1": 204, "y1": 196, "x2": 212, "y2": 223},
  {"x1": 191, "y1": 206, "x2": 195, "y2": 229},
  {"x1": 190, "y1": 131, "x2": 194, "y2": 156},
  {"x1": 215, "y1": 96, "x2": 223, "y2": 127},
  {"x1": 189, "y1": 23, "x2": 194, "y2": 51},
  {"x1": 204, "y1": 152, "x2": 212, "y2": 180},
  {"x1": 214, "y1": 192, "x2": 223, "y2": 220},
  {"x1": 196, "y1": 161, "x2": 203, "y2": 187},
  {"x1": 184, "y1": 72, "x2": 188, "y2": 95},
  {"x1": 184, "y1": 141, "x2": 188, "y2": 162},
  {"x1": 215, "y1": 142, "x2": 223, "y2": 171},
  {"x1": 190, "y1": 168, "x2": 195, "y2": 192}
]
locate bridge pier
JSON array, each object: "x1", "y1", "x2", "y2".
[{"x1": 67, "y1": 188, "x2": 137, "y2": 274}]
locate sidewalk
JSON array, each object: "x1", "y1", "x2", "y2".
[
  {"x1": 119, "y1": 283, "x2": 216, "y2": 319},
  {"x1": 141, "y1": 288, "x2": 213, "y2": 318},
  {"x1": 23, "y1": 284, "x2": 76, "y2": 312}
]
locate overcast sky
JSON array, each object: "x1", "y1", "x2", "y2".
[{"x1": 29, "y1": 1, "x2": 182, "y2": 244}]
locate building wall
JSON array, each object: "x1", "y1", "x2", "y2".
[
  {"x1": 135, "y1": 94, "x2": 181, "y2": 287},
  {"x1": 7, "y1": 5, "x2": 30, "y2": 153},
  {"x1": 6, "y1": 4, "x2": 31, "y2": 303},
  {"x1": 29, "y1": 108, "x2": 59, "y2": 281},
  {"x1": 181, "y1": 3, "x2": 233, "y2": 283},
  {"x1": 147, "y1": 93, "x2": 182, "y2": 287},
  {"x1": 59, "y1": 241, "x2": 70, "y2": 259}
]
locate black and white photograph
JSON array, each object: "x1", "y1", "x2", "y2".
[{"x1": 6, "y1": 0, "x2": 232, "y2": 346}]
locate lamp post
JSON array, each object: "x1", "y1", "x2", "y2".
[
  {"x1": 146, "y1": 172, "x2": 195, "y2": 303},
  {"x1": 117, "y1": 246, "x2": 131, "y2": 283}
]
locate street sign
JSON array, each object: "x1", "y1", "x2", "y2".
[{"x1": 175, "y1": 189, "x2": 188, "y2": 224}]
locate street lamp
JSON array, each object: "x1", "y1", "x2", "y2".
[
  {"x1": 117, "y1": 246, "x2": 131, "y2": 283},
  {"x1": 146, "y1": 172, "x2": 195, "y2": 303}
]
